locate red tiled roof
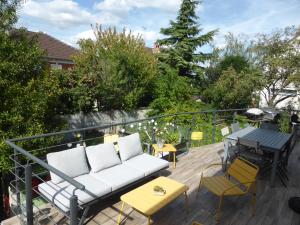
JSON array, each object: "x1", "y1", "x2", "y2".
[
  {"x1": 29, "y1": 31, "x2": 79, "y2": 61},
  {"x1": 11, "y1": 30, "x2": 79, "y2": 61}
]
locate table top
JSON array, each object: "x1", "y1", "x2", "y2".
[
  {"x1": 227, "y1": 126, "x2": 292, "y2": 151},
  {"x1": 120, "y1": 176, "x2": 188, "y2": 215},
  {"x1": 152, "y1": 144, "x2": 177, "y2": 152}
]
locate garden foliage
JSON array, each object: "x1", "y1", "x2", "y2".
[{"x1": 72, "y1": 26, "x2": 158, "y2": 112}]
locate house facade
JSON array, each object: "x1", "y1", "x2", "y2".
[
  {"x1": 259, "y1": 84, "x2": 300, "y2": 110},
  {"x1": 259, "y1": 29, "x2": 300, "y2": 110}
]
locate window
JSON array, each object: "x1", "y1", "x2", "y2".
[{"x1": 50, "y1": 64, "x2": 62, "y2": 70}]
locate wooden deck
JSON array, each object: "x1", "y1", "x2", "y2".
[{"x1": 4, "y1": 141, "x2": 300, "y2": 225}]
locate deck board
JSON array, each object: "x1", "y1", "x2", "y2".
[{"x1": 4, "y1": 141, "x2": 300, "y2": 225}]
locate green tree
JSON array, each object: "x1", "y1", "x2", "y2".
[
  {"x1": 203, "y1": 32, "x2": 263, "y2": 109},
  {"x1": 0, "y1": 0, "x2": 19, "y2": 31},
  {"x1": 149, "y1": 63, "x2": 195, "y2": 115},
  {"x1": 222, "y1": 33, "x2": 255, "y2": 61},
  {"x1": 205, "y1": 32, "x2": 256, "y2": 86},
  {"x1": 157, "y1": 0, "x2": 217, "y2": 78},
  {"x1": 0, "y1": 30, "x2": 66, "y2": 169},
  {"x1": 0, "y1": 2, "x2": 65, "y2": 218},
  {"x1": 49, "y1": 69, "x2": 82, "y2": 114},
  {"x1": 72, "y1": 26, "x2": 158, "y2": 112},
  {"x1": 205, "y1": 55, "x2": 250, "y2": 84},
  {"x1": 203, "y1": 66, "x2": 262, "y2": 109},
  {"x1": 254, "y1": 26, "x2": 300, "y2": 107}
]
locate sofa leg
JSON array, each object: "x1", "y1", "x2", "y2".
[{"x1": 79, "y1": 206, "x2": 90, "y2": 225}]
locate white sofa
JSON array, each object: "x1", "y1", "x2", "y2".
[{"x1": 38, "y1": 133, "x2": 169, "y2": 212}]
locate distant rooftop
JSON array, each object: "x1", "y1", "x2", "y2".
[
  {"x1": 28, "y1": 31, "x2": 79, "y2": 61},
  {"x1": 11, "y1": 29, "x2": 79, "y2": 62}
]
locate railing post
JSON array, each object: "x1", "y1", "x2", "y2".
[
  {"x1": 233, "y1": 111, "x2": 237, "y2": 123},
  {"x1": 14, "y1": 150, "x2": 21, "y2": 211},
  {"x1": 70, "y1": 195, "x2": 78, "y2": 225},
  {"x1": 188, "y1": 115, "x2": 196, "y2": 148},
  {"x1": 152, "y1": 126, "x2": 156, "y2": 144},
  {"x1": 25, "y1": 164, "x2": 33, "y2": 225},
  {"x1": 212, "y1": 111, "x2": 216, "y2": 144}
]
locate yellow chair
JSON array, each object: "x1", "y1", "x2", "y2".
[
  {"x1": 104, "y1": 133, "x2": 119, "y2": 143},
  {"x1": 104, "y1": 134, "x2": 119, "y2": 151},
  {"x1": 197, "y1": 157, "x2": 259, "y2": 222},
  {"x1": 191, "y1": 131, "x2": 203, "y2": 146}
]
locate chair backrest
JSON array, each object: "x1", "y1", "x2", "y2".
[
  {"x1": 261, "y1": 122, "x2": 279, "y2": 131},
  {"x1": 191, "y1": 132, "x2": 203, "y2": 141},
  {"x1": 227, "y1": 157, "x2": 259, "y2": 190},
  {"x1": 238, "y1": 137, "x2": 259, "y2": 151},
  {"x1": 231, "y1": 122, "x2": 240, "y2": 132},
  {"x1": 221, "y1": 127, "x2": 230, "y2": 137},
  {"x1": 104, "y1": 134, "x2": 119, "y2": 144}
]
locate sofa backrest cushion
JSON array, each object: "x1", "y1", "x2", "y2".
[
  {"x1": 118, "y1": 133, "x2": 143, "y2": 162},
  {"x1": 47, "y1": 146, "x2": 89, "y2": 184},
  {"x1": 85, "y1": 142, "x2": 121, "y2": 173}
]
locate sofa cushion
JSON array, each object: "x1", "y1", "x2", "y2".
[
  {"x1": 38, "y1": 174, "x2": 111, "y2": 212},
  {"x1": 47, "y1": 146, "x2": 89, "y2": 184},
  {"x1": 90, "y1": 164, "x2": 144, "y2": 191},
  {"x1": 118, "y1": 133, "x2": 143, "y2": 161},
  {"x1": 124, "y1": 153, "x2": 169, "y2": 176},
  {"x1": 85, "y1": 142, "x2": 121, "y2": 173}
]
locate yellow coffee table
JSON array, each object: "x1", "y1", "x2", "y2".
[
  {"x1": 152, "y1": 144, "x2": 177, "y2": 168},
  {"x1": 117, "y1": 176, "x2": 189, "y2": 225}
]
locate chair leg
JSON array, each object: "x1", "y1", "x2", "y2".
[
  {"x1": 196, "y1": 177, "x2": 202, "y2": 198},
  {"x1": 278, "y1": 165, "x2": 289, "y2": 181},
  {"x1": 216, "y1": 196, "x2": 223, "y2": 222},
  {"x1": 184, "y1": 191, "x2": 189, "y2": 213},
  {"x1": 223, "y1": 158, "x2": 228, "y2": 172},
  {"x1": 251, "y1": 184, "x2": 256, "y2": 215},
  {"x1": 277, "y1": 171, "x2": 287, "y2": 187}
]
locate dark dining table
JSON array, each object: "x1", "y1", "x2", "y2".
[{"x1": 226, "y1": 126, "x2": 292, "y2": 186}]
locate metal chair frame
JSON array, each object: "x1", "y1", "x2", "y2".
[{"x1": 197, "y1": 157, "x2": 259, "y2": 222}]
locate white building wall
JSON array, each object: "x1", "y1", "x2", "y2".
[{"x1": 259, "y1": 85, "x2": 300, "y2": 110}]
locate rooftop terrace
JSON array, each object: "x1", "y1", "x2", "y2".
[{"x1": 4, "y1": 140, "x2": 300, "y2": 225}]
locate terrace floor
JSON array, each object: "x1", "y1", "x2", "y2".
[{"x1": 4, "y1": 140, "x2": 300, "y2": 225}]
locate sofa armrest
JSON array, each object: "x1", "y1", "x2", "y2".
[{"x1": 142, "y1": 142, "x2": 151, "y2": 154}]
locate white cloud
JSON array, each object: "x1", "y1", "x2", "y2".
[
  {"x1": 74, "y1": 29, "x2": 95, "y2": 41},
  {"x1": 131, "y1": 29, "x2": 162, "y2": 45},
  {"x1": 68, "y1": 29, "x2": 95, "y2": 46},
  {"x1": 68, "y1": 28, "x2": 161, "y2": 47},
  {"x1": 95, "y1": 0, "x2": 181, "y2": 14},
  {"x1": 94, "y1": 0, "x2": 182, "y2": 24},
  {"x1": 18, "y1": 0, "x2": 300, "y2": 50},
  {"x1": 206, "y1": 0, "x2": 300, "y2": 48},
  {"x1": 20, "y1": 0, "x2": 97, "y2": 28}
]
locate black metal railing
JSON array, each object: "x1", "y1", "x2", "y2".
[{"x1": 6, "y1": 108, "x2": 254, "y2": 225}]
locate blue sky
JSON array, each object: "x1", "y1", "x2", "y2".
[{"x1": 17, "y1": 0, "x2": 300, "y2": 48}]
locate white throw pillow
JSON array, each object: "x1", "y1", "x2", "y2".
[
  {"x1": 85, "y1": 142, "x2": 121, "y2": 173},
  {"x1": 118, "y1": 133, "x2": 143, "y2": 162},
  {"x1": 47, "y1": 146, "x2": 89, "y2": 184}
]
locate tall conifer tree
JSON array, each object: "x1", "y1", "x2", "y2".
[{"x1": 157, "y1": 0, "x2": 217, "y2": 78}]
